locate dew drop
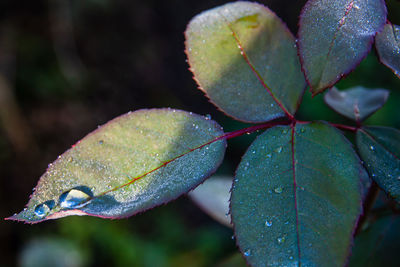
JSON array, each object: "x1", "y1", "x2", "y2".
[
  {"x1": 300, "y1": 128, "x2": 306, "y2": 133},
  {"x1": 59, "y1": 187, "x2": 93, "y2": 209},
  {"x1": 266, "y1": 153, "x2": 272, "y2": 158},
  {"x1": 277, "y1": 236, "x2": 286, "y2": 244},
  {"x1": 205, "y1": 114, "x2": 211, "y2": 120},
  {"x1": 265, "y1": 220, "x2": 272, "y2": 227},
  {"x1": 244, "y1": 249, "x2": 251, "y2": 257},
  {"x1": 34, "y1": 200, "x2": 55, "y2": 218},
  {"x1": 99, "y1": 140, "x2": 104, "y2": 145},
  {"x1": 270, "y1": 103, "x2": 274, "y2": 107},
  {"x1": 274, "y1": 187, "x2": 283, "y2": 194},
  {"x1": 289, "y1": 256, "x2": 294, "y2": 260},
  {"x1": 370, "y1": 146, "x2": 375, "y2": 151},
  {"x1": 275, "y1": 146, "x2": 282, "y2": 153}
]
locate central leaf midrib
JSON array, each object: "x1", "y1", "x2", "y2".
[
  {"x1": 316, "y1": 0, "x2": 355, "y2": 89},
  {"x1": 225, "y1": 21, "x2": 292, "y2": 118},
  {"x1": 291, "y1": 125, "x2": 302, "y2": 264}
]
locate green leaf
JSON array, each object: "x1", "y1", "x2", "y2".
[
  {"x1": 349, "y1": 216, "x2": 400, "y2": 267},
  {"x1": 356, "y1": 126, "x2": 400, "y2": 202},
  {"x1": 375, "y1": 23, "x2": 400, "y2": 79},
  {"x1": 231, "y1": 122, "x2": 362, "y2": 266},
  {"x1": 185, "y1": 1, "x2": 305, "y2": 123},
  {"x1": 298, "y1": 0, "x2": 387, "y2": 94},
  {"x1": 189, "y1": 176, "x2": 232, "y2": 227},
  {"x1": 8, "y1": 109, "x2": 226, "y2": 223},
  {"x1": 324, "y1": 86, "x2": 389, "y2": 122}
]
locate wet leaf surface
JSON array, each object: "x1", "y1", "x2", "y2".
[
  {"x1": 298, "y1": 0, "x2": 387, "y2": 94},
  {"x1": 375, "y1": 23, "x2": 400, "y2": 79},
  {"x1": 231, "y1": 122, "x2": 362, "y2": 266},
  {"x1": 357, "y1": 126, "x2": 400, "y2": 202},
  {"x1": 185, "y1": 1, "x2": 305, "y2": 123},
  {"x1": 9, "y1": 109, "x2": 226, "y2": 223}
]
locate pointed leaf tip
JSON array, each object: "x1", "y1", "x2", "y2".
[
  {"x1": 324, "y1": 86, "x2": 389, "y2": 121},
  {"x1": 376, "y1": 23, "x2": 400, "y2": 79},
  {"x1": 9, "y1": 109, "x2": 227, "y2": 223},
  {"x1": 185, "y1": 1, "x2": 305, "y2": 123},
  {"x1": 298, "y1": 0, "x2": 387, "y2": 94}
]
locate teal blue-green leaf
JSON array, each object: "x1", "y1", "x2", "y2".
[
  {"x1": 298, "y1": 0, "x2": 387, "y2": 94},
  {"x1": 349, "y1": 216, "x2": 400, "y2": 267},
  {"x1": 375, "y1": 23, "x2": 400, "y2": 79},
  {"x1": 231, "y1": 122, "x2": 362, "y2": 266},
  {"x1": 189, "y1": 176, "x2": 232, "y2": 227},
  {"x1": 356, "y1": 126, "x2": 400, "y2": 202},
  {"x1": 324, "y1": 86, "x2": 389, "y2": 122},
  {"x1": 185, "y1": 1, "x2": 305, "y2": 123},
  {"x1": 8, "y1": 109, "x2": 226, "y2": 223}
]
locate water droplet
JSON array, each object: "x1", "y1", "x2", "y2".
[
  {"x1": 266, "y1": 154, "x2": 272, "y2": 158},
  {"x1": 270, "y1": 103, "x2": 274, "y2": 107},
  {"x1": 370, "y1": 146, "x2": 375, "y2": 151},
  {"x1": 300, "y1": 128, "x2": 306, "y2": 133},
  {"x1": 265, "y1": 220, "x2": 272, "y2": 227},
  {"x1": 98, "y1": 140, "x2": 104, "y2": 144},
  {"x1": 34, "y1": 200, "x2": 55, "y2": 218},
  {"x1": 397, "y1": 176, "x2": 400, "y2": 180},
  {"x1": 59, "y1": 187, "x2": 93, "y2": 209},
  {"x1": 277, "y1": 236, "x2": 286, "y2": 244},
  {"x1": 274, "y1": 187, "x2": 283, "y2": 194},
  {"x1": 205, "y1": 114, "x2": 211, "y2": 120},
  {"x1": 244, "y1": 249, "x2": 251, "y2": 257},
  {"x1": 275, "y1": 146, "x2": 282, "y2": 153},
  {"x1": 289, "y1": 256, "x2": 294, "y2": 260},
  {"x1": 282, "y1": 129, "x2": 288, "y2": 134}
]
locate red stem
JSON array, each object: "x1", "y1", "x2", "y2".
[{"x1": 329, "y1": 123, "x2": 358, "y2": 132}]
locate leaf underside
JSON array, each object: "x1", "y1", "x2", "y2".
[
  {"x1": 9, "y1": 109, "x2": 227, "y2": 223},
  {"x1": 324, "y1": 86, "x2": 389, "y2": 122},
  {"x1": 356, "y1": 126, "x2": 400, "y2": 202},
  {"x1": 231, "y1": 122, "x2": 362, "y2": 266},
  {"x1": 189, "y1": 176, "x2": 232, "y2": 227},
  {"x1": 298, "y1": 0, "x2": 387, "y2": 94},
  {"x1": 375, "y1": 23, "x2": 400, "y2": 79},
  {"x1": 185, "y1": 1, "x2": 305, "y2": 123}
]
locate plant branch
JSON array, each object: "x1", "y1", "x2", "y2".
[{"x1": 329, "y1": 123, "x2": 358, "y2": 132}]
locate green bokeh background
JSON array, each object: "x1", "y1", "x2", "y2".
[{"x1": 1, "y1": 0, "x2": 399, "y2": 266}]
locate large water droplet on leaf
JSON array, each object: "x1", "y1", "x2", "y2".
[
  {"x1": 34, "y1": 200, "x2": 55, "y2": 218},
  {"x1": 59, "y1": 187, "x2": 93, "y2": 209}
]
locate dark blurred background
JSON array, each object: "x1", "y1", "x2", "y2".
[{"x1": 1, "y1": 0, "x2": 400, "y2": 266}]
